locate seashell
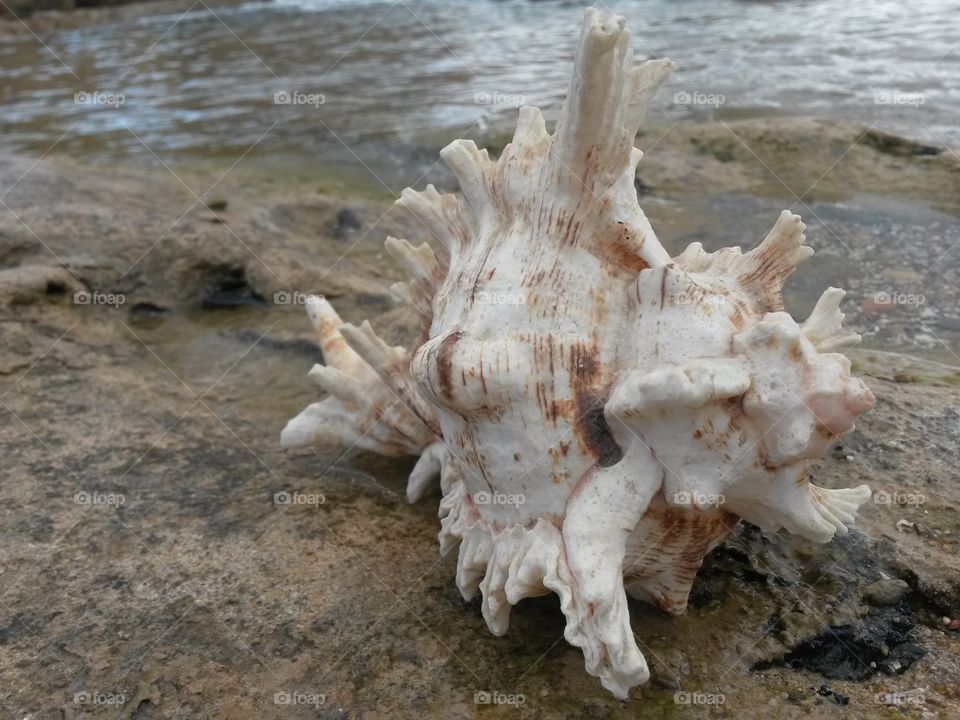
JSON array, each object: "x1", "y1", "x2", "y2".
[{"x1": 283, "y1": 7, "x2": 875, "y2": 699}]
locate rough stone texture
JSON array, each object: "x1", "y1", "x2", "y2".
[
  {"x1": 0, "y1": 145, "x2": 958, "y2": 718},
  {"x1": 863, "y1": 579, "x2": 912, "y2": 608}
]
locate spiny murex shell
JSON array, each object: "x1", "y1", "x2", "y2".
[{"x1": 282, "y1": 7, "x2": 875, "y2": 699}]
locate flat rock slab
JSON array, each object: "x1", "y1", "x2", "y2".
[{"x1": 0, "y1": 154, "x2": 958, "y2": 718}]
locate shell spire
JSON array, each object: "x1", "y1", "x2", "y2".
[
  {"x1": 551, "y1": 8, "x2": 670, "y2": 194},
  {"x1": 399, "y1": 7, "x2": 672, "y2": 275}
]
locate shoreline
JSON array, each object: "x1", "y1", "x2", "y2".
[
  {"x1": 2, "y1": 111, "x2": 959, "y2": 360},
  {"x1": 3, "y1": 114, "x2": 956, "y2": 209}
]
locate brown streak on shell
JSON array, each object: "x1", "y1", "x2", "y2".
[
  {"x1": 815, "y1": 421, "x2": 837, "y2": 440},
  {"x1": 729, "y1": 305, "x2": 746, "y2": 330},
  {"x1": 436, "y1": 331, "x2": 462, "y2": 401},
  {"x1": 569, "y1": 338, "x2": 623, "y2": 467},
  {"x1": 789, "y1": 339, "x2": 804, "y2": 362},
  {"x1": 469, "y1": 244, "x2": 496, "y2": 305},
  {"x1": 605, "y1": 222, "x2": 650, "y2": 273}
]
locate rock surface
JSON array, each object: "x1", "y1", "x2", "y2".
[
  {"x1": 0, "y1": 140, "x2": 958, "y2": 718},
  {"x1": 863, "y1": 579, "x2": 912, "y2": 607}
]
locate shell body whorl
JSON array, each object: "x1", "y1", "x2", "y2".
[{"x1": 283, "y1": 7, "x2": 875, "y2": 699}]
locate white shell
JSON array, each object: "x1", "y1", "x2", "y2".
[{"x1": 283, "y1": 7, "x2": 875, "y2": 699}]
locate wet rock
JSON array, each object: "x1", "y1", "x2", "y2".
[
  {"x1": 334, "y1": 208, "x2": 362, "y2": 238},
  {"x1": 878, "y1": 643, "x2": 926, "y2": 674},
  {"x1": 129, "y1": 302, "x2": 170, "y2": 319},
  {"x1": 0, "y1": 264, "x2": 83, "y2": 305},
  {"x1": 221, "y1": 330, "x2": 319, "y2": 360},
  {"x1": 649, "y1": 648, "x2": 688, "y2": 690},
  {"x1": 205, "y1": 198, "x2": 228, "y2": 212},
  {"x1": 777, "y1": 607, "x2": 925, "y2": 680},
  {"x1": 862, "y1": 129, "x2": 942, "y2": 157},
  {"x1": 200, "y1": 267, "x2": 267, "y2": 309},
  {"x1": 863, "y1": 578, "x2": 910, "y2": 607},
  {"x1": 814, "y1": 684, "x2": 849, "y2": 706}
]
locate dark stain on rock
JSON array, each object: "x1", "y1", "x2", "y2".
[
  {"x1": 759, "y1": 606, "x2": 926, "y2": 680},
  {"x1": 129, "y1": 302, "x2": 170, "y2": 319},
  {"x1": 201, "y1": 266, "x2": 266, "y2": 309},
  {"x1": 863, "y1": 129, "x2": 942, "y2": 157},
  {"x1": 219, "y1": 330, "x2": 320, "y2": 361},
  {"x1": 333, "y1": 207, "x2": 362, "y2": 239}
]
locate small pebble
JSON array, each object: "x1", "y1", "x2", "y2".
[{"x1": 863, "y1": 578, "x2": 910, "y2": 606}]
